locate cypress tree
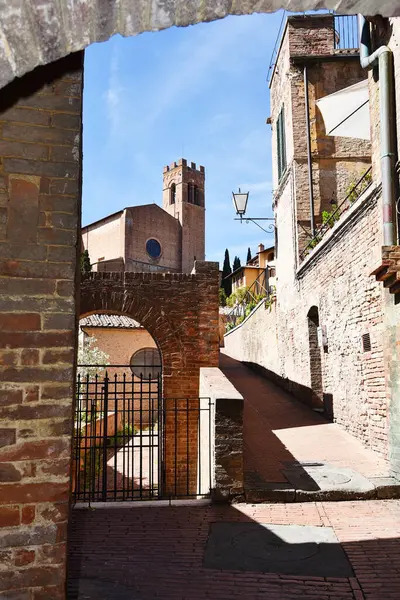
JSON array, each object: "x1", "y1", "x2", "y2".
[
  {"x1": 233, "y1": 256, "x2": 241, "y2": 271},
  {"x1": 80, "y1": 249, "x2": 92, "y2": 275},
  {"x1": 247, "y1": 247, "x2": 252, "y2": 263},
  {"x1": 222, "y1": 249, "x2": 232, "y2": 297}
]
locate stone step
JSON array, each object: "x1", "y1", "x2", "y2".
[{"x1": 244, "y1": 467, "x2": 400, "y2": 503}]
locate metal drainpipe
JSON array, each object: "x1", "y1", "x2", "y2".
[
  {"x1": 304, "y1": 65, "x2": 315, "y2": 237},
  {"x1": 359, "y1": 14, "x2": 396, "y2": 246}
]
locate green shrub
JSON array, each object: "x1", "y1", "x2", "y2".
[
  {"x1": 322, "y1": 204, "x2": 339, "y2": 228},
  {"x1": 347, "y1": 169, "x2": 372, "y2": 204}
]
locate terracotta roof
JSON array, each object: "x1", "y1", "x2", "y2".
[{"x1": 80, "y1": 314, "x2": 142, "y2": 329}]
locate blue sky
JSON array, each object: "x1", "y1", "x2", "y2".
[{"x1": 82, "y1": 12, "x2": 285, "y2": 266}]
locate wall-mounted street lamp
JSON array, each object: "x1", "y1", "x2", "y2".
[{"x1": 232, "y1": 188, "x2": 276, "y2": 234}]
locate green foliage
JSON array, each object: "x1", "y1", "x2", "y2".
[
  {"x1": 322, "y1": 204, "x2": 340, "y2": 228},
  {"x1": 346, "y1": 169, "x2": 372, "y2": 204},
  {"x1": 77, "y1": 336, "x2": 110, "y2": 379},
  {"x1": 264, "y1": 295, "x2": 276, "y2": 311},
  {"x1": 221, "y1": 249, "x2": 232, "y2": 297},
  {"x1": 219, "y1": 287, "x2": 227, "y2": 307},
  {"x1": 107, "y1": 424, "x2": 137, "y2": 447},
  {"x1": 246, "y1": 247, "x2": 252, "y2": 264},
  {"x1": 226, "y1": 287, "x2": 249, "y2": 307},
  {"x1": 80, "y1": 249, "x2": 92, "y2": 275}
]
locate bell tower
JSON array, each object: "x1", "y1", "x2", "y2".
[{"x1": 163, "y1": 159, "x2": 205, "y2": 273}]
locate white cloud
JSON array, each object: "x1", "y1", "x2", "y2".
[
  {"x1": 105, "y1": 47, "x2": 125, "y2": 138},
  {"x1": 144, "y1": 16, "x2": 263, "y2": 125}
]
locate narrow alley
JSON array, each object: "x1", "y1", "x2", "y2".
[{"x1": 219, "y1": 353, "x2": 395, "y2": 501}]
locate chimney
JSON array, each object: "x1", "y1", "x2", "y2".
[{"x1": 258, "y1": 243, "x2": 265, "y2": 253}]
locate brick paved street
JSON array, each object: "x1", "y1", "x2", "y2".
[
  {"x1": 67, "y1": 499, "x2": 400, "y2": 600},
  {"x1": 219, "y1": 353, "x2": 390, "y2": 486}
]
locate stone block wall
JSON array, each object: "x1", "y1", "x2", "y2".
[
  {"x1": 224, "y1": 189, "x2": 388, "y2": 456},
  {"x1": 199, "y1": 368, "x2": 244, "y2": 502},
  {"x1": 0, "y1": 54, "x2": 83, "y2": 599}
]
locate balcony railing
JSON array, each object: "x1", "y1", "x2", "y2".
[
  {"x1": 299, "y1": 167, "x2": 372, "y2": 262},
  {"x1": 334, "y1": 15, "x2": 359, "y2": 51},
  {"x1": 225, "y1": 269, "x2": 275, "y2": 332}
]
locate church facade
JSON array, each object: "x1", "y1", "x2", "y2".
[{"x1": 82, "y1": 159, "x2": 206, "y2": 274}]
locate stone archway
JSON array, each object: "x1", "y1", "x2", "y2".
[
  {"x1": 80, "y1": 268, "x2": 219, "y2": 498},
  {"x1": 80, "y1": 269, "x2": 219, "y2": 398},
  {"x1": 0, "y1": 1, "x2": 396, "y2": 90},
  {"x1": 0, "y1": 3, "x2": 398, "y2": 598}
]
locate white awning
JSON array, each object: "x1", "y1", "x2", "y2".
[{"x1": 316, "y1": 79, "x2": 370, "y2": 140}]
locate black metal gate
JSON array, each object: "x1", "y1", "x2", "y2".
[{"x1": 72, "y1": 368, "x2": 213, "y2": 503}]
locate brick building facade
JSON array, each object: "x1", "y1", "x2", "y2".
[
  {"x1": 0, "y1": 5, "x2": 398, "y2": 600},
  {"x1": 82, "y1": 160, "x2": 205, "y2": 275},
  {"x1": 0, "y1": 53, "x2": 216, "y2": 599},
  {"x1": 225, "y1": 15, "x2": 400, "y2": 466}
]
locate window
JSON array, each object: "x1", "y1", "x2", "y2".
[
  {"x1": 170, "y1": 183, "x2": 176, "y2": 204},
  {"x1": 146, "y1": 238, "x2": 161, "y2": 259},
  {"x1": 130, "y1": 347, "x2": 161, "y2": 380},
  {"x1": 362, "y1": 333, "x2": 371, "y2": 352},
  {"x1": 187, "y1": 183, "x2": 194, "y2": 204},
  {"x1": 276, "y1": 105, "x2": 287, "y2": 182},
  {"x1": 194, "y1": 186, "x2": 199, "y2": 205}
]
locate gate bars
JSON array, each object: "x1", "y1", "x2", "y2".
[{"x1": 72, "y1": 368, "x2": 213, "y2": 503}]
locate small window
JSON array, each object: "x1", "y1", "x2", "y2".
[
  {"x1": 187, "y1": 183, "x2": 194, "y2": 204},
  {"x1": 276, "y1": 106, "x2": 287, "y2": 182},
  {"x1": 170, "y1": 183, "x2": 176, "y2": 205},
  {"x1": 362, "y1": 333, "x2": 371, "y2": 352},
  {"x1": 130, "y1": 347, "x2": 161, "y2": 380},
  {"x1": 146, "y1": 238, "x2": 161, "y2": 259}
]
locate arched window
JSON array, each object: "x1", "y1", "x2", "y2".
[
  {"x1": 170, "y1": 183, "x2": 176, "y2": 205},
  {"x1": 187, "y1": 183, "x2": 193, "y2": 204},
  {"x1": 194, "y1": 186, "x2": 199, "y2": 205},
  {"x1": 130, "y1": 347, "x2": 161, "y2": 380}
]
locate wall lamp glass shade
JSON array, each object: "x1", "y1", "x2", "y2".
[{"x1": 232, "y1": 189, "x2": 249, "y2": 216}]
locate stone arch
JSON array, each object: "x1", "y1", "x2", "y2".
[
  {"x1": 80, "y1": 276, "x2": 187, "y2": 383},
  {"x1": 80, "y1": 269, "x2": 220, "y2": 399},
  {"x1": 0, "y1": 2, "x2": 390, "y2": 90}
]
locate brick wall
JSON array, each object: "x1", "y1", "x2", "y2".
[
  {"x1": 80, "y1": 263, "x2": 220, "y2": 495},
  {"x1": 225, "y1": 189, "x2": 388, "y2": 456},
  {"x1": 270, "y1": 15, "x2": 371, "y2": 255},
  {"x1": 0, "y1": 54, "x2": 83, "y2": 599}
]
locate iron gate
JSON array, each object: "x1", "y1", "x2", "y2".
[{"x1": 72, "y1": 368, "x2": 213, "y2": 503}]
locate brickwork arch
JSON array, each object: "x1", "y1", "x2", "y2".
[
  {"x1": 0, "y1": 1, "x2": 392, "y2": 91},
  {"x1": 80, "y1": 268, "x2": 219, "y2": 398}
]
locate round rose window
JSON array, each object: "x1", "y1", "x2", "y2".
[{"x1": 146, "y1": 238, "x2": 161, "y2": 259}]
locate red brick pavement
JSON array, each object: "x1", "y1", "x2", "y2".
[
  {"x1": 219, "y1": 353, "x2": 390, "y2": 484},
  {"x1": 67, "y1": 499, "x2": 400, "y2": 600}
]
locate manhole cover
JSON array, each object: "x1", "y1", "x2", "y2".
[
  {"x1": 300, "y1": 471, "x2": 352, "y2": 486},
  {"x1": 232, "y1": 530, "x2": 319, "y2": 562}
]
